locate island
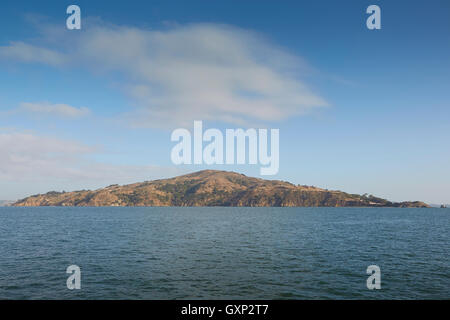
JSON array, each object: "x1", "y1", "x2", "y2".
[{"x1": 12, "y1": 170, "x2": 429, "y2": 207}]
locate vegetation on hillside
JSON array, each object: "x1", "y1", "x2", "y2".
[{"x1": 12, "y1": 170, "x2": 430, "y2": 208}]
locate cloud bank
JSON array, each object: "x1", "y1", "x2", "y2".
[
  {"x1": 0, "y1": 131, "x2": 182, "y2": 186},
  {"x1": 0, "y1": 21, "x2": 328, "y2": 127}
]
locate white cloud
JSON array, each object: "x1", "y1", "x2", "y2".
[
  {"x1": 0, "y1": 131, "x2": 183, "y2": 187},
  {"x1": 0, "y1": 41, "x2": 67, "y2": 66},
  {"x1": 0, "y1": 22, "x2": 328, "y2": 127},
  {"x1": 0, "y1": 132, "x2": 94, "y2": 181},
  {"x1": 19, "y1": 102, "x2": 90, "y2": 118}
]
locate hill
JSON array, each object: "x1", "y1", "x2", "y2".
[{"x1": 12, "y1": 170, "x2": 429, "y2": 207}]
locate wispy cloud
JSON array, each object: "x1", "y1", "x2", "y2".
[
  {"x1": 19, "y1": 102, "x2": 90, "y2": 118},
  {"x1": 0, "y1": 131, "x2": 183, "y2": 185},
  {"x1": 0, "y1": 20, "x2": 328, "y2": 127},
  {"x1": 0, "y1": 41, "x2": 67, "y2": 66}
]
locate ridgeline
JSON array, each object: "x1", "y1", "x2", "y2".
[{"x1": 12, "y1": 170, "x2": 429, "y2": 207}]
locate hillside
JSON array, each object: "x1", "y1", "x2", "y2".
[{"x1": 12, "y1": 170, "x2": 429, "y2": 207}]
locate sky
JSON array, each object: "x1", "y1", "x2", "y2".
[{"x1": 0, "y1": 0, "x2": 449, "y2": 203}]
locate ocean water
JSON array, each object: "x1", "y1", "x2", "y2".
[{"x1": 0, "y1": 207, "x2": 448, "y2": 300}]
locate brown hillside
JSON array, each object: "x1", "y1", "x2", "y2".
[{"x1": 12, "y1": 170, "x2": 430, "y2": 208}]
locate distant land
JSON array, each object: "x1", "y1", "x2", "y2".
[
  {"x1": 430, "y1": 204, "x2": 449, "y2": 208},
  {"x1": 12, "y1": 170, "x2": 430, "y2": 208},
  {"x1": 0, "y1": 200, "x2": 14, "y2": 207}
]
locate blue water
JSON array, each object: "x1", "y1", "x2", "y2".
[{"x1": 0, "y1": 207, "x2": 448, "y2": 299}]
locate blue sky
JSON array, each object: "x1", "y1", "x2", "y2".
[{"x1": 0, "y1": 0, "x2": 449, "y2": 203}]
